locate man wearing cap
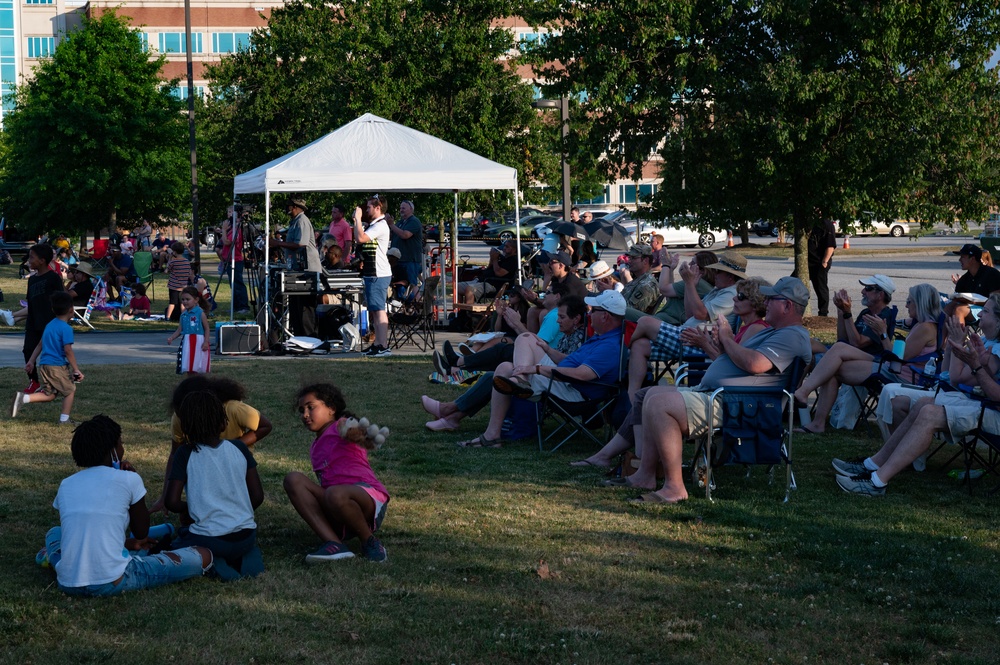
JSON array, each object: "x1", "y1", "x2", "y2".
[
  {"x1": 389, "y1": 200, "x2": 423, "y2": 298},
  {"x1": 454, "y1": 290, "x2": 627, "y2": 447},
  {"x1": 621, "y1": 277, "x2": 812, "y2": 503},
  {"x1": 832, "y1": 274, "x2": 896, "y2": 353},
  {"x1": 620, "y1": 243, "x2": 660, "y2": 319},
  {"x1": 625, "y1": 251, "x2": 748, "y2": 400},
  {"x1": 525, "y1": 249, "x2": 588, "y2": 330},
  {"x1": 947, "y1": 244, "x2": 1000, "y2": 322},
  {"x1": 353, "y1": 195, "x2": 392, "y2": 357},
  {"x1": 458, "y1": 238, "x2": 518, "y2": 304},
  {"x1": 66, "y1": 262, "x2": 95, "y2": 306},
  {"x1": 103, "y1": 244, "x2": 136, "y2": 300},
  {"x1": 274, "y1": 197, "x2": 322, "y2": 337}
]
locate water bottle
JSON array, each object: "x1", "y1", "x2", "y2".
[{"x1": 924, "y1": 356, "x2": 936, "y2": 378}]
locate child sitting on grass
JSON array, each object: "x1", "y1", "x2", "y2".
[
  {"x1": 166, "y1": 390, "x2": 265, "y2": 580},
  {"x1": 283, "y1": 383, "x2": 390, "y2": 563},
  {"x1": 39, "y1": 415, "x2": 212, "y2": 596},
  {"x1": 120, "y1": 282, "x2": 151, "y2": 320},
  {"x1": 13, "y1": 291, "x2": 83, "y2": 424}
]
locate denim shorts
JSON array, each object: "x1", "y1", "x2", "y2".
[
  {"x1": 46, "y1": 526, "x2": 209, "y2": 597},
  {"x1": 401, "y1": 261, "x2": 422, "y2": 286},
  {"x1": 363, "y1": 276, "x2": 391, "y2": 312}
]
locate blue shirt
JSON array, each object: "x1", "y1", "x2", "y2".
[
  {"x1": 39, "y1": 318, "x2": 74, "y2": 367},
  {"x1": 558, "y1": 326, "x2": 624, "y2": 399},
  {"x1": 180, "y1": 305, "x2": 204, "y2": 335},
  {"x1": 113, "y1": 254, "x2": 136, "y2": 280}
]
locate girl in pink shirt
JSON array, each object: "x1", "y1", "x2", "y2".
[{"x1": 283, "y1": 383, "x2": 389, "y2": 563}]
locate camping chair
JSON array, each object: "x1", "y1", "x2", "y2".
[
  {"x1": 942, "y1": 395, "x2": 1000, "y2": 495},
  {"x1": 534, "y1": 319, "x2": 628, "y2": 452},
  {"x1": 691, "y1": 358, "x2": 806, "y2": 502},
  {"x1": 131, "y1": 251, "x2": 155, "y2": 302},
  {"x1": 388, "y1": 276, "x2": 439, "y2": 351},
  {"x1": 72, "y1": 277, "x2": 107, "y2": 330}
]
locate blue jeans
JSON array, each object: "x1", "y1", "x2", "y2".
[
  {"x1": 225, "y1": 260, "x2": 249, "y2": 311},
  {"x1": 45, "y1": 526, "x2": 209, "y2": 597},
  {"x1": 454, "y1": 371, "x2": 495, "y2": 417}
]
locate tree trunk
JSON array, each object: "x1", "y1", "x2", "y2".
[
  {"x1": 738, "y1": 220, "x2": 749, "y2": 245},
  {"x1": 793, "y1": 221, "x2": 810, "y2": 315},
  {"x1": 107, "y1": 206, "x2": 117, "y2": 236}
]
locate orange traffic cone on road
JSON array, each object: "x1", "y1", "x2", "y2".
[
  {"x1": 727, "y1": 231, "x2": 734, "y2": 247},
  {"x1": 842, "y1": 234, "x2": 850, "y2": 249}
]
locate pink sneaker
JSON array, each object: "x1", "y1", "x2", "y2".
[
  {"x1": 421, "y1": 395, "x2": 443, "y2": 418},
  {"x1": 425, "y1": 416, "x2": 461, "y2": 432}
]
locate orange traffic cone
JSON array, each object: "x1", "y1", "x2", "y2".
[
  {"x1": 727, "y1": 231, "x2": 734, "y2": 247},
  {"x1": 842, "y1": 234, "x2": 850, "y2": 249}
]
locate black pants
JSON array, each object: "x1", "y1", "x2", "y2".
[
  {"x1": 809, "y1": 261, "x2": 831, "y2": 316},
  {"x1": 462, "y1": 342, "x2": 514, "y2": 372},
  {"x1": 288, "y1": 296, "x2": 317, "y2": 337},
  {"x1": 22, "y1": 328, "x2": 43, "y2": 382}
]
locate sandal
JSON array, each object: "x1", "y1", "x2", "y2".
[
  {"x1": 628, "y1": 492, "x2": 687, "y2": 504},
  {"x1": 492, "y1": 375, "x2": 534, "y2": 399},
  {"x1": 456, "y1": 433, "x2": 502, "y2": 448}
]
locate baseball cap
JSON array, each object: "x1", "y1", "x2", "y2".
[
  {"x1": 584, "y1": 290, "x2": 627, "y2": 316},
  {"x1": 760, "y1": 276, "x2": 810, "y2": 307},
  {"x1": 859, "y1": 274, "x2": 896, "y2": 294},
  {"x1": 627, "y1": 244, "x2": 653, "y2": 258},
  {"x1": 953, "y1": 244, "x2": 984, "y2": 260},
  {"x1": 539, "y1": 250, "x2": 572, "y2": 266}
]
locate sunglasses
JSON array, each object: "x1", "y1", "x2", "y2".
[
  {"x1": 736, "y1": 293, "x2": 749, "y2": 301},
  {"x1": 862, "y1": 285, "x2": 882, "y2": 293}
]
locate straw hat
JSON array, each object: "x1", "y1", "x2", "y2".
[
  {"x1": 583, "y1": 260, "x2": 614, "y2": 281},
  {"x1": 72, "y1": 262, "x2": 95, "y2": 278},
  {"x1": 705, "y1": 251, "x2": 748, "y2": 280}
]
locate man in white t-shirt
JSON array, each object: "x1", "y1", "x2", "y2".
[{"x1": 354, "y1": 195, "x2": 392, "y2": 357}]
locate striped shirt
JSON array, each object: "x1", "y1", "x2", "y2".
[{"x1": 167, "y1": 255, "x2": 193, "y2": 291}]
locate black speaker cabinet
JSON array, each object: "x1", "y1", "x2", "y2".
[{"x1": 217, "y1": 323, "x2": 261, "y2": 355}]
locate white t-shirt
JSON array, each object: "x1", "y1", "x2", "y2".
[
  {"x1": 682, "y1": 285, "x2": 738, "y2": 329},
  {"x1": 364, "y1": 217, "x2": 391, "y2": 278},
  {"x1": 169, "y1": 440, "x2": 257, "y2": 537},
  {"x1": 52, "y1": 466, "x2": 146, "y2": 587}
]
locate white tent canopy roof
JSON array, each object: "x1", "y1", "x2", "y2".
[{"x1": 233, "y1": 113, "x2": 518, "y2": 194}]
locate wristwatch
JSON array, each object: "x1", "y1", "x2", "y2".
[
  {"x1": 842, "y1": 311, "x2": 853, "y2": 319},
  {"x1": 880, "y1": 333, "x2": 888, "y2": 340}
]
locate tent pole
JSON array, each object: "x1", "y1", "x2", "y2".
[
  {"x1": 263, "y1": 190, "x2": 271, "y2": 342},
  {"x1": 514, "y1": 181, "x2": 521, "y2": 275},
  {"x1": 452, "y1": 191, "x2": 459, "y2": 307},
  {"x1": 229, "y1": 202, "x2": 236, "y2": 321}
]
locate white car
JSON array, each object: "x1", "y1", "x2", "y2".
[
  {"x1": 627, "y1": 219, "x2": 723, "y2": 248},
  {"x1": 835, "y1": 219, "x2": 911, "y2": 237}
]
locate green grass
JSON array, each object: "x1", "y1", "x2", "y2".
[{"x1": 2, "y1": 358, "x2": 999, "y2": 664}]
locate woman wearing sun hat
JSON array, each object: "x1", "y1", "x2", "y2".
[
  {"x1": 582, "y1": 260, "x2": 623, "y2": 293},
  {"x1": 66, "y1": 262, "x2": 96, "y2": 306}
]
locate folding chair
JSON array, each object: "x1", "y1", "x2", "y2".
[
  {"x1": 535, "y1": 320, "x2": 628, "y2": 452},
  {"x1": 387, "y1": 276, "x2": 439, "y2": 351},
  {"x1": 132, "y1": 251, "x2": 155, "y2": 301},
  {"x1": 947, "y1": 397, "x2": 1000, "y2": 495},
  {"x1": 72, "y1": 277, "x2": 108, "y2": 330},
  {"x1": 692, "y1": 358, "x2": 806, "y2": 502}
]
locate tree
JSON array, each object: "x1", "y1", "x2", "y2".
[
  {"x1": 0, "y1": 10, "x2": 189, "y2": 238},
  {"x1": 531, "y1": 1, "x2": 1000, "y2": 277},
  {"x1": 199, "y1": 0, "x2": 559, "y2": 224}
]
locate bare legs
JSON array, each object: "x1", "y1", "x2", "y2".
[
  {"x1": 635, "y1": 388, "x2": 690, "y2": 502},
  {"x1": 867, "y1": 397, "x2": 946, "y2": 483},
  {"x1": 283, "y1": 473, "x2": 376, "y2": 544},
  {"x1": 795, "y1": 342, "x2": 876, "y2": 433},
  {"x1": 626, "y1": 316, "x2": 664, "y2": 400}
]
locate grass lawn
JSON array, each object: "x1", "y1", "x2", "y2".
[{"x1": 2, "y1": 354, "x2": 999, "y2": 665}]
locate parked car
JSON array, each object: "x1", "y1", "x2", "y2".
[
  {"x1": 618, "y1": 215, "x2": 722, "y2": 248},
  {"x1": 481, "y1": 216, "x2": 560, "y2": 245},
  {"x1": 836, "y1": 219, "x2": 911, "y2": 237},
  {"x1": 752, "y1": 219, "x2": 782, "y2": 237},
  {"x1": 0, "y1": 219, "x2": 34, "y2": 256},
  {"x1": 425, "y1": 222, "x2": 478, "y2": 243}
]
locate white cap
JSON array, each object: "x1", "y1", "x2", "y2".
[{"x1": 584, "y1": 290, "x2": 627, "y2": 316}]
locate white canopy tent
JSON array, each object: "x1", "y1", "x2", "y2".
[{"x1": 231, "y1": 113, "x2": 521, "y2": 332}]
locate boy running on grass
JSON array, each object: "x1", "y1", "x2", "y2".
[{"x1": 12, "y1": 291, "x2": 84, "y2": 424}]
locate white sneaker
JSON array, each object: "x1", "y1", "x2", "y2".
[
  {"x1": 0, "y1": 309, "x2": 13, "y2": 326},
  {"x1": 11, "y1": 391, "x2": 24, "y2": 418}
]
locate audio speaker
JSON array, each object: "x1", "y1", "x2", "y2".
[{"x1": 217, "y1": 323, "x2": 261, "y2": 355}]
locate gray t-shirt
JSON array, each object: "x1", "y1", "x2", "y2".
[
  {"x1": 285, "y1": 212, "x2": 322, "y2": 272},
  {"x1": 682, "y1": 285, "x2": 738, "y2": 329},
  {"x1": 697, "y1": 324, "x2": 812, "y2": 389},
  {"x1": 391, "y1": 215, "x2": 423, "y2": 264}
]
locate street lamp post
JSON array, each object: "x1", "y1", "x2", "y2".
[{"x1": 532, "y1": 96, "x2": 571, "y2": 222}]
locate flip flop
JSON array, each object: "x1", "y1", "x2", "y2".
[
  {"x1": 569, "y1": 459, "x2": 611, "y2": 470},
  {"x1": 492, "y1": 375, "x2": 534, "y2": 399},
  {"x1": 628, "y1": 492, "x2": 687, "y2": 504},
  {"x1": 793, "y1": 425, "x2": 823, "y2": 435},
  {"x1": 600, "y1": 477, "x2": 633, "y2": 487},
  {"x1": 457, "y1": 433, "x2": 502, "y2": 448}
]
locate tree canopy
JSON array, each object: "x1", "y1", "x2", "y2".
[
  {"x1": 530, "y1": 0, "x2": 1000, "y2": 265},
  {"x1": 200, "y1": 0, "x2": 568, "y2": 222},
  {"x1": 0, "y1": 10, "x2": 189, "y2": 236}
]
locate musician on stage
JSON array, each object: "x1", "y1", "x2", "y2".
[{"x1": 273, "y1": 197, "x2": 321, "y2": 337}]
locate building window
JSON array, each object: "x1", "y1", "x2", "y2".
[
  {"x1": 168, "y1": 85, "x2": 204, "y2": 100},
  {"x1": 212, "y1": 32, "x2": 250, "y2": 53},
  {"x1": 619, "y1": 184, "x2": 657, "y2": 204},
  {"x1": 137, "y1": 32, "x2": 149, "y2": 52},
  {"x1": 0, "y1": 0, "x2": 15, "y2": 121},
  {"x1": 158, "y1": 32, "x2": 202, "y2": 54},
  {"x1": 24, "y1": 0, "x2": 54, "y2": 4},
  {"x1": 26, "y1": 36, "x2": 53, "y2": 58},
  {"x1": 578, "y1": 186, "x2": 611, "y2": 206}
]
